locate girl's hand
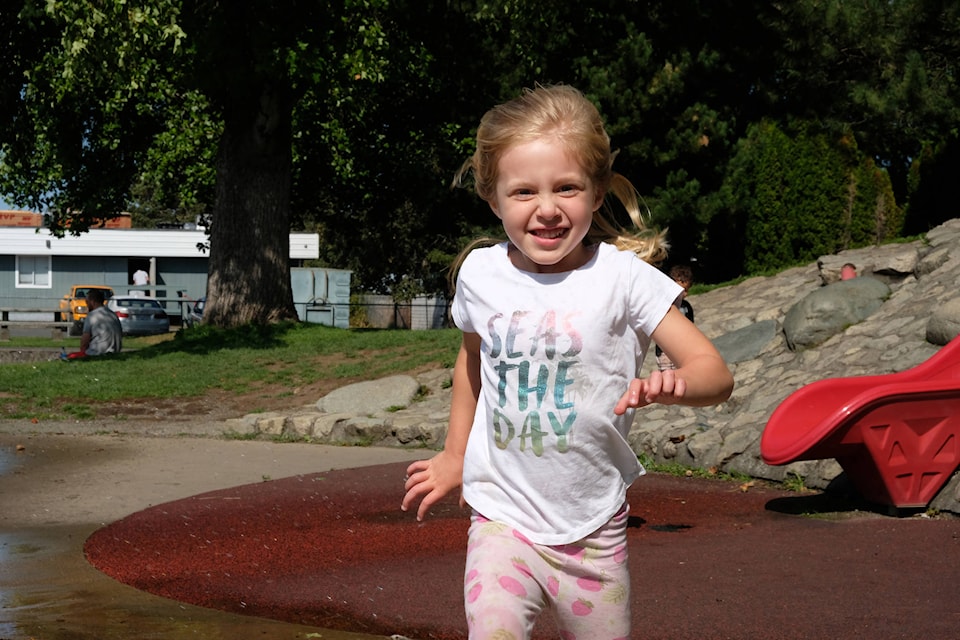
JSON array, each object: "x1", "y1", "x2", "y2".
[
  {"x1": 401, "y1": 450, "x2": 464, "y2": 521},
  {"x1": 613, "y1": 369, "x2": 688, "y2": 415},
  {"x1": 402, "y1": 331, "x2": 479, "y2": 522}
]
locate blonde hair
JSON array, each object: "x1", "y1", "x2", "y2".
[{"x1": 453, "y1": 84, "x2": 669, "y2": 267}]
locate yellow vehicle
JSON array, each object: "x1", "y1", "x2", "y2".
[{"x1": 58, "y1": 285, "x2": 115, "y2": 336}]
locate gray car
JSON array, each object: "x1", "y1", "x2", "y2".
[{"x1": 105, "y1": 297, "x2": 171, "y2": 336}]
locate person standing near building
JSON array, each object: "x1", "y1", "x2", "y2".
[{"x1": 132, "y1": 267, "x2": 150, "y2": 296}]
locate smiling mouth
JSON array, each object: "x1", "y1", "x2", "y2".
[{"x1": 531, "y1": 228, "x2": 567, "y2": 239}]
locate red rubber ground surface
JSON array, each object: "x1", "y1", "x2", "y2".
[{"x1": 85, "y1": 462, "x2": 960, "y2": 639}]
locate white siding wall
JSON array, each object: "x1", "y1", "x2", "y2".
[{"x1": 2, "y1": 228, "x2": 319, "y2": 260}]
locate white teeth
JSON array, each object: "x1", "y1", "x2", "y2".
[{"x1": 534, "y1": 229, "x2": 565, "y2": 239}]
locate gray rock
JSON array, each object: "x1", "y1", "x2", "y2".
[
  {"x1": 917, "y1": 246, "x2": 952, "y2": 276},
  {"x1": 316, "y1": 374, "x2": 421, "y2": 414},
  {"x1": 782, "y1": 277, "x2": 891, "y2": 350},
  {"x1": 930, "y1": 472, "x2": 960, "y2": 513},
  {"x1": 713, "y1": 319, "x2": 779, "y2": 364},
  {"x1": 817, "y1": 244, "x2": 920, "y2": 285},
  {"x1": 872, "y1": 245, "x2": 920, "y2": 277},
  {"x1": 926, "y1": 297, "x2": 960, "y2": 346}
]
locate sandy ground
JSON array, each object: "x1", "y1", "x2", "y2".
[{"x1": 0, "y1": 426, "x2": 429, "y2": 640}]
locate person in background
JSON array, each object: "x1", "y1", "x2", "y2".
[
  {"x1": 840, "y1": 263, "x2": 857, "y2": 281},
  {"x1": 132, "y1": 268, "x2": 150, "y2": 296},
  {"x1": 67, "y1": 289, "x2": 122, "y2": 359},
  {"x1": 401, "y1": 84, "x2": 733, "y2": 640},
  {"x1": 656, "y1": 264, "x2": 695, "y2": 369}
]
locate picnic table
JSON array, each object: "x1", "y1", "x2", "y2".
[{"x1": 0, "y1": 308, "x2": 72, "y2": 340}]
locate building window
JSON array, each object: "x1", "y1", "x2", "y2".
[{"x1": 16, "y1": 255, "x2": 51, "y2": 288}]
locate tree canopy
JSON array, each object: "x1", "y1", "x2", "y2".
[{"x1": 1, "y1": 0, "x2": 958, "y2": 325}]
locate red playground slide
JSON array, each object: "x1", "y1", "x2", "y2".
[{"x1": 761, "y1": 336, "x2": 960, "y2": 510}]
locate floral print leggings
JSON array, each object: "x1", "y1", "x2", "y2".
[{"x1": 463, "y1": 505, "x2": 630, "y2": 640}]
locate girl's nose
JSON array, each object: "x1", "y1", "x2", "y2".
[{"x1": 538, "y1": 194, "x2": 560, "y2": 219}]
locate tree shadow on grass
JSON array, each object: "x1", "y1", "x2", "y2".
[{"x1": 132, "y1": 322, "x2": 296, "y2": 358}]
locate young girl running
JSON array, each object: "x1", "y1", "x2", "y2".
[{"x1": 402, "y1": 84, "x2": 734, "y2": 639}]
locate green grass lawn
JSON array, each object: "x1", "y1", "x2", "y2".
[{"x1": 0, "y1": 323, "x2": 462, "y2": 420}]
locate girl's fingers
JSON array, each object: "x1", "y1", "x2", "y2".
[{"x1": 405, "y1": 459, "x2": 429, "y2": 477}]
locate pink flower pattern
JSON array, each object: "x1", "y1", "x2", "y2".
[{"x1": 464, "y1": 518, "x2": 630, "y2": 640}]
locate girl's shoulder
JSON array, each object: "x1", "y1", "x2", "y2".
[
  {"x1": 594, "y1": 241, "x2": 658, "y2": 271},
  {"x1": 591, "y1": 244, "x2": 676, "y2": 294},
  {"x1": 460, "y1": 242, "x2": 508, "y2": 271}
]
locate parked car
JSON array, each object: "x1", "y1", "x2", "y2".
[
  {"x1": 106, "y1": 297, "x2": 170, "y2": 336},
  {"x1": 58, "y1": 284, "x2": 115, "y2": 336}
]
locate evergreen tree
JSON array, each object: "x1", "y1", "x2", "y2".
[{"x1": 728, "y1": 120, "x2": 901, "y2": 274}]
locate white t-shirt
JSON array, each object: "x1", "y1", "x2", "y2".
[{"x1": 452, "y1": 242, "x2": 682, "y2": 545}]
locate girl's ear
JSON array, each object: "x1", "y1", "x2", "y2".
[
  {"x1": 593, "y1": 188, "x2": 606, "y2": 212},
  {"x1": 488, "y1": 199, "x2": 503, "y2": 219}
]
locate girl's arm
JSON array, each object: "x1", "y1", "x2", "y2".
[
  {"x1": 402, "y1": 331, "x2": 482, "y2": 521},
  {"x1": 614, "y1": 306, "x2": 733, "y2": 414}
]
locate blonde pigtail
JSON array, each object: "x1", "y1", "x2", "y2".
[{"x1": 589, "y1": 172, "x2": 670, "y2": 265}]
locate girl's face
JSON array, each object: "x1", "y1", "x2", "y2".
[{"x1": 489, "y1": 137, "x2": 603, "y2": 273}]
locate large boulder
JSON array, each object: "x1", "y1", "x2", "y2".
[
  {"x1": 712, "y1": 319, "x2": 779, "y2": 364},
  {"x1": 926, "y1": 298, "x2": 960, "y2": 346},
  {"x1": 817, "y1": 245, "x2": 920, "y2": 285},
  {"x1": 316, "y1": 374, "x2": 421, "y2": 414},
  {"x1": 782, "y1": 277, "x2": 891, "y2": 350}
]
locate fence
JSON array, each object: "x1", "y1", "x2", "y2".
[{"x1": 356, "y1": 295, "x2": 449, "y2": 330}]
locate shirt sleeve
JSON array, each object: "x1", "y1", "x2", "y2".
[
  {"x1": 628, "y1": 256, "x2": 684, "y2": 338},
  {"x1": 450, "y1": 249, "x2": 483, "y2": 334}
]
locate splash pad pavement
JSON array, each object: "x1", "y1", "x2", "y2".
[{"x1": 83, "y1": 458, "x2": 960, "y2": 640}]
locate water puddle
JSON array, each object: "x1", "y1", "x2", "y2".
[
  {"x1": 0, "y1": 438, "x2": 395, "y2": 640},
  {"x1": 0, "y1": 442, "x2": 20, "y2": 477}
]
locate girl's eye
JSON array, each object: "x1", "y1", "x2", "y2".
[{"x1": 558, "y1": 184, "x2": 579, "y2": 194}]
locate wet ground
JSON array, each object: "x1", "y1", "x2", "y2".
[{"x1": 0, "y1": 431, "x2": 427, "y2": 640}]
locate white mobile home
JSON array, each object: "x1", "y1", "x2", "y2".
[{"x1": 1, "y1": 226, "x2": 335, "y2": 324}]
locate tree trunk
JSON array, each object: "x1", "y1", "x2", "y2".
[{"x1": 204, "y1": 81, "x2": 299, "y2": 327}]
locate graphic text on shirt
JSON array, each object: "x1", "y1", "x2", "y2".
[{"x1": 486, "y1": 310, "x2": 582, "y2": 456}]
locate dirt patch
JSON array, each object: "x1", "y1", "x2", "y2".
[
  {"x1": 0, "y1": 347, "x2": 63, "y2": 363},
  {"x1": 90, "y1": 380, "x2": 351, "y2": 423}
]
